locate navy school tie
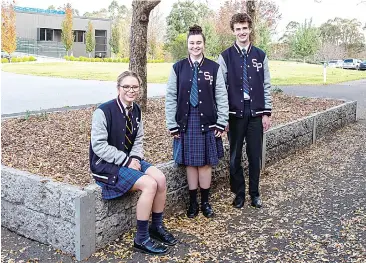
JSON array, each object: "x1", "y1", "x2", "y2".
[
  {"x1": 242, "y1": 48, "x2": 250, "y2": 96},
  {"x1": 190, "y1": 61, "x2": 199, "y2": 107}
]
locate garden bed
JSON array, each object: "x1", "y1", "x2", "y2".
[{"x1": 1, "y1": 93, "x2": 343, "y2": 187}]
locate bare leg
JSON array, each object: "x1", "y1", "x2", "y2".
[
  {"x1": 198, "y1": 165, "x2": 212, "y2": 189},
  {"x1": 186, "y1": 166, "x2": 199, "y2": 190},
  {"x1": 145, "y1": 166, "x2": 167, "y2": 213},
  {"x1": 131, "y1": 175, "x2": 157, "y2": 220}
]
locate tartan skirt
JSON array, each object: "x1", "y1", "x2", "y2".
[
  {"x1": 96, "y1": 160, "x2": 152, "y2": 200},
  {"x1": 173, "y1": 106, "x2": 224, "y2": 167}
]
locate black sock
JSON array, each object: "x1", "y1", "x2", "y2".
[
  {"x1": 189, "y1": 189, "x2": 198, "y2": 204},
  {"x1": 135, "y1": 220, "x2": 149, "y2": 244},
  {"x1": 200, "y1": 187, "x2": 210, "y2": 204}
]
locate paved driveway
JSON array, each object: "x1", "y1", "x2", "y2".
[
  {"x1": 278, "y1": 79, "x2": 366, "y2": 119},
  {"x1": 1, "y1": 72, "x2": 166, "y2": 115}
]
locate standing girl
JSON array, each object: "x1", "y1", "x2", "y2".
[
  {"x1": 90, "y1": 70, "x2": 177, "y2": 255},
  {"x1": 165, "y1": 25, "x2": 229, "y2": 218}
]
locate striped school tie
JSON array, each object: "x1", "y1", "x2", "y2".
[
  {"x1": 125, "y1": 106, "x2": 134, "y2": 151},
  {"x1": 190, "y1": 61, "x2": 199, "y2": 107},
  {"x1": 242, "y1": 48, "x2": 250, "y2": 96}
]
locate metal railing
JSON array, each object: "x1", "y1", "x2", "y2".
[{"x1": 16, "y1": 37, "x2": 67, "y2": 58}]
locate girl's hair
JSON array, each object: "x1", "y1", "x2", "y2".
[
  {"x1": 116, "y1": 70, "x2": 142, "y2": 87},
  {"x1": 230, "y1": 13, "x2": 252, "y2": 31},
  {"x1": 187, "y1": 24, "x2": 206, "y2": 43}
]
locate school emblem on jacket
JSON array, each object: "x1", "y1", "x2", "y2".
[
  {"x1": 252, "y1": 59, "x2": 263, "y2": 72},
  {"x1": 204, "y1": 72, "x2": 213, "y2": 85}
]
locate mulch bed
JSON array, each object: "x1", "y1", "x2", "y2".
[{"x1": 1, "y1": 93, "x2": 343, "y2": 187}]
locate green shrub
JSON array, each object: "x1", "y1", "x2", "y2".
[
  {"x1": 95, "y1": 58, "x2": 102, "y2": 62},
  {"x1": 1, "y1": 58, "x2": 9, "y2": 63},
  {"x1": 120, "y1": 57, "x2": 129, "y2": 63},
  {"x1": 11, "y1": 57, "x2": 20, "y2": 62},
  {"x1": 64, "y1": 56, "x2": 70, "y2": 60},
  {"x1": 69, "y1": 56, "x2": 76, "y2": 61},
  {"x1": 22, "y1": 57, "x2": 29, "y2": 62},
  {"x1": 28, "y1": 56, "x2": 36, "y2": 61},
  {"x1": 113, "y1": 58, "x2": 119, "y2": 63}
]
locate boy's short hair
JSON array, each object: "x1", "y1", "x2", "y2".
[{"x1": 230, "y1": 13, "x2": 252, "y2": 31}]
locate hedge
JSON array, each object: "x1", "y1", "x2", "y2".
[
  {"x1": 1, "y1": 56, "x2": 36, "y2": 63},
  {"x1": 64, "y1": 56, "x2": 165, "y2": 63}
]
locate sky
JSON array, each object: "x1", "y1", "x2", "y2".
[{"x1": 15, "y1": 0, "x2": 366, "y2": 39}]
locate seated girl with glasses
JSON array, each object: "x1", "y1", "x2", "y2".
[{"x1": 89, "y1": 70, "x2": 177, "y2": 255}]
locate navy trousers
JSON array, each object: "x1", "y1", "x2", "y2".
[{"x1": 228, "y1": 101, "x2": 263, "y2": 198}]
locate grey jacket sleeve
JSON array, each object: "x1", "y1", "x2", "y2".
[
  {"x1": 91, "y1": 108, "x2": 130, "y2": 166},
  {"x1": 263, "y1": 56, "x2": 272, "y2": 112},
  {"x1": 165, "y1": 67, "x2": 179, "y2": 134},
  {"x1": 217, "y1": 54, "x2": 228, "y2": 85},
  {"x1": 129, "y1": 114, "x2": 144, "y2": 160},
  {"x1": 215, "y1": 66, "x2": 229, "y2": 130}
]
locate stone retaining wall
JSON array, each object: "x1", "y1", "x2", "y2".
[{"x1": 1, "y1": 100, "x2": 357, "y2": 260}]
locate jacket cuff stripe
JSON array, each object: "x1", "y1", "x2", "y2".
[
  {"x1": 216, "y1": 124, "x2": 225, "y2": 131},
  {"x1": 169, "y1": 127, "x2": 179, "y2": 134},
  {"x1": 122, "y1": 156, "x2": 129, "y2": 167}
]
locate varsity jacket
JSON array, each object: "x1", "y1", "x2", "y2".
[
  {"x1": 165, "y1": 56, "x2": 229, "y2": 134},
  {"x1": 89, "y1": 97, "x2": 143, "y2": 185},
  {"x1": 217, "y1": 42, "x2": 272, "y2": 118}
]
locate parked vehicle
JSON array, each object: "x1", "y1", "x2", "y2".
[
  {"x1": 1, "y1": 51, "x2": 10, "y2": 59},
  {"x1": 328, "y1": 60, "x2": 343, "y2": 68},
  {"x1": 359, "y1": 60, "x2": 366, "y2": 71},
  {"x1": 343, "y1": 58, "x2": 362, "y2": 70}
]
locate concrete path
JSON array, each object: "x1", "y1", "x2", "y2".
[{"x1": 1, "y1": 72, "x2": 166, "y2": 115}]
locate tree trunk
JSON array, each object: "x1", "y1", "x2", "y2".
[
  {"x1": 246, "y1": 0, "x2": 256, "y2": 44},
  {"x1": 129, "y1": 0, "x2": 161, "y2": 112}
]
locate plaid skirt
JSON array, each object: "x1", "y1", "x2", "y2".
[
  {"x1": 96, "y1": 160, "x2": 152, "y2": 200},
  {"x1": 173, "y1": 106, "x2": 224, "y2": 167}
]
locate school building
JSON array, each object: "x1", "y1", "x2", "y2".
[{"x1": 14, "y1": 6, "x2": 112, "y2": 58}]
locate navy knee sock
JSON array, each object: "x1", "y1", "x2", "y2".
[
  {"x1": 151, "y1": 212, "x2": 163, "y2": 229},
  {"x1": 135, "y1": 220, "x2": 149, "y2": 244}
]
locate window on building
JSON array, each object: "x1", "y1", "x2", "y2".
[
  {"x1": 74, "y1": 30, "x2": 85, "y2": 43},
  {"x1": 39, "y1": 28, "x2": 54, "y2": 41}
]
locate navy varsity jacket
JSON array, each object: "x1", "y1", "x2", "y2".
[
  {"x1": 89, "y1": 97, "x2": 143, "y2": 185},
  {"x1": 217, "y1": 42, "x2": 272, "y2": 117},
  {"x1": 165, "y1": 56, "x2": 229, "y2": 134}
]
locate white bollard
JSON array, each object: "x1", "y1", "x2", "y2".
[{"x1": 323, "y1": 63, "x2": 327, "y2": 84}]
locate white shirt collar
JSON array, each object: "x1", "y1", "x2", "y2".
[
  {"x1": 190, "y1": 55, "x2": 203, "y2": 65},
  {"x1": 236, "y1": 42, "x2": 250, "y2": 53},
  {"x1": 121, "y1": 100, "x2": 133, "y2": 111}
]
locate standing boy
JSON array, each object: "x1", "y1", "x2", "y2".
[{"x1": 217, "y1": 13, "x2": 272, "y2": 209}]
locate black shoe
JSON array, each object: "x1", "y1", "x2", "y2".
[
  {"x1": 149, "y1": 225, "x2": 178, "y2": 246},
  {"x1": 232, "y1": 195, "x2": 245, "y2": 208},
  {"x1": 251, "y1": 196, "x2": 262, "y2": 208},
  {"x1": 201, "y1": 202, "x2": 214, "y2": 218},
  {"x1": 187, "y1": 202, "x2": 199, "y2": 218},
  {"x1": 133, "y1": 238, "x2": 168, "y2": 255}
]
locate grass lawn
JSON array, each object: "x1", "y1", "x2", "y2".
[{"x1": 2, "y1": 60, "x2": 366, "y2": 85}]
